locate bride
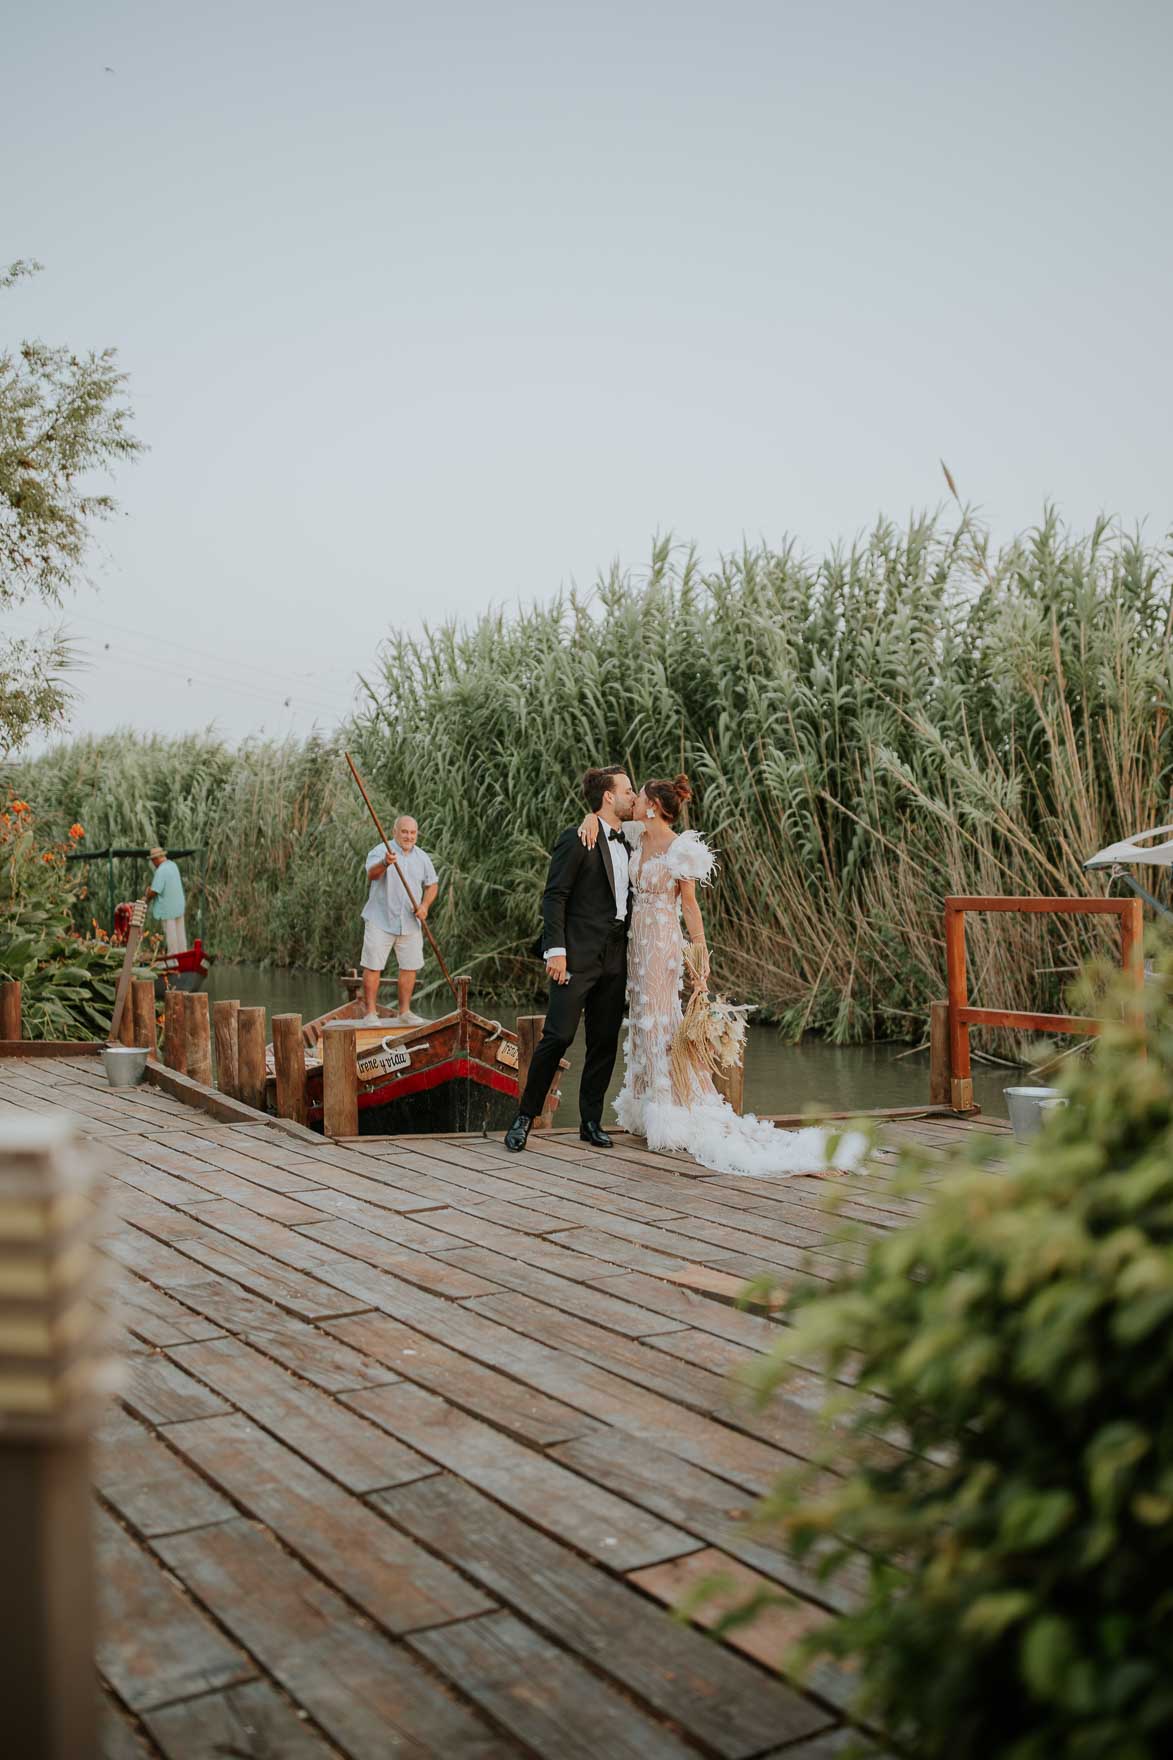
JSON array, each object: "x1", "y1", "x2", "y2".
[{"x1": 580, "y1": 774, "x2": 864, "y2": 1178}]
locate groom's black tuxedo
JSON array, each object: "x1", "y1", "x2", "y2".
[{"x1": 520, "y1": 825, "x2": 631, "y2": 1126}]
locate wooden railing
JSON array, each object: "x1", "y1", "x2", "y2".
[{"x1": 943, "y1": 894, "x2": 1144, "y2": 1112}]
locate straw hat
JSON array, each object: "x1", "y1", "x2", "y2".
[{"x1": 149, "y1": 846, "x2": 166, "y2": 860}]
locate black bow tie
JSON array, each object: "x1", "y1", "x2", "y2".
[{"x1": 607, "y1": 828, "x2": 625, "y2": 844}]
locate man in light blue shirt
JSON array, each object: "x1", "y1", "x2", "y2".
[
  {"x1": 359, "y1": 815, "x2": 439, "y2": 1024},
  {"x1": 147, "y1": 846, "x2": 187, "y2": 955}
]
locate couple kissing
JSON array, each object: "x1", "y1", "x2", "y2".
[{"x1": 505, "y1": 765, "x2": 863, "y2": 1178}]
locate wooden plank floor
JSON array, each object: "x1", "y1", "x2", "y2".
[{"x1": 2, "y1": 1054, "x2": 1004, "y2": 1759}]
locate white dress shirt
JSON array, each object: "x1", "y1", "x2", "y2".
[{"x1": 545, "y1": 817, "x2": 630, "y2": 959}]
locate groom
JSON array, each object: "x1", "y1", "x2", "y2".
[{"x1": 504, "y1": 765, "x2": 637, "y2": 1151}]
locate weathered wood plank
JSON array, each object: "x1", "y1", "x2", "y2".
[
  {"x1": 345, "y1": 1381, "x2": 698, "y2": 1568},
  {"x1": 155, "y1": 1517, "x2": 510, "y2": 1758},
  {"x1": 145, "y1": 1678, "x2": 337, "y2": 1760},
  {"x1": 167, "y1": 1413, "x2": 490, "y2": 1631},
  {"x1": 100, "y1": 1693, "x2": 157, "y2": 1760},
  {"x1": 551, "y1": 1427, "x2": 867, "y2": 1613},
  {"x1": 326, "y1": 1312, "x2": 598, "y2": 1446},
  {"x1": 322, "y1": 1272, "x2": 796, "y2": 1492},
  {"x1": 95, "y1": 1407, "x2": 237, "y2": 1536},
  {"x1": 95, "y1": 1506, "x2": 254, "y2": 1712},
  {"x1": 111, "y1": 1274, "x2": 227, "y2": 1349},
  {"x1": 120, "y1": 1353, "x2": 234, "y2": 1427},
  {"x1": 410, "y1": 1611, "x2": 700, "y2": 1760},
  {"x1": 629, "y1": 1549, "x2": 855, "y2": 1714},
  {"x1": 629, "y1": 1545, "x2": 831, "y2": 1667},
  {"x1": 296, "y1": 1216, "x2": 504, "y2": 1297},
  {"x1": 375, "y1": 1474, "x2": 829, "y2": 1757},
  {"x1": 168, "y1": 1335, "x2": 431, "y2": 1491},
  {"x1": 442, "y1": 1243, "x2": 690, "y2": 1337}
]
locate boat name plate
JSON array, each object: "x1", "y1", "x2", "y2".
[
  {"x1": 357, "y1": 1044, "x2": 412, "y2": 1081},
  {"x1": 496, "y1": 1040, "x2": 519, "y2": 1069}
]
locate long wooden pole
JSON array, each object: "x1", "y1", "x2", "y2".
[
  {"x1": 344, "y1": 751, "x2": 459, "y2": 1005},
  {"x1": 107, "y1": 892, "x2": 150, "y2": 1044}
]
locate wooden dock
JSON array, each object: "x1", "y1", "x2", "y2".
[{"x1": 1, "y1": 1052, "x2": 1006, "y2": 1759}]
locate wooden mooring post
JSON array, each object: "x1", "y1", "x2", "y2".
[
  {"x1": 273, "y1": 1013, "x2": 308, "y2": 1126},
  {"x1": 929, "y1": 1000, "x2": 951, "y2": 1106},
  {"x1": 237, "y1": 1007, "x2": 268, "y2": 1111},
  {"x1": 713, "y1": 1059, "x2": 745, "y2": 1115},
  {"x1": 163, "y1": 988, "x2": 187, "y2": 1073},
  {"x1": 184, "y1": 992, "x2": 212, "y2": 1087},
  {"x1": 0, "y1": 1116, "x2": 106, "y2": 1760},
  {"x1": 1, "y1": 978, "x2": 22, "y2": 1040},
  {"x1": 212, "y1": 1000, "x2": 240, "y2": 1099},
  {"x1": 131, "y1": 978, "x2": 157, "y2": 1056},
  {"x1": 322, "y1": 1021, "x2": 358, "y2": 1138},
  {"x1": 515, "y1": 1014, "x2": 561, "y2": 1129}
]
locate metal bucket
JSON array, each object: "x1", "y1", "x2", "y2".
[
  {"x1": 101, "y1": 1045, "x2": 148, "y2": 1089},
  {"x1": 1004, "y1": 1085, "x2": 1064, "y2": 1142}
]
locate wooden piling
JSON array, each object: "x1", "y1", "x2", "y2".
[
  {"x1": 929, "y1": 1000, "x2": 951, "y2": 1106},
  {"x1": 116, "y1": 990, "x2": 137, "y2": 1046},
  {"x1": 272, "y1": 1013, "x2": 308, "y2": 1126},
  {"x1": 713, "y1": 1059, "x2": 745, "y2": 1116},
  {"x1": 516, "y1": 1013, "x2": 561, "y2": 1129},
  {"x1": 944, "y1": 906, "x2": 973, "y2": 1112},
  {"x1": 0, "y1": 978, "x2": 21, "y2": 1041},
  {"x1": 237, "y1": 1007, "x2": 268, "y2": 1111},
  {"x1": 322, "y1": 1022, "x2": 358, "y2": 1138},
  {"x1": 0, "y1": 1116, "x2": 103, "y2": 1760},
  {"x1": 163, "y1": 988, "x2": 187, "y2": 1073},
  {"x1": 184, "y1": 992, "x2": 212, "y2": 1087},
  {"x1": 212, "y1": 1000, "x2": 240, "y2": 1098},
  {"x1": 131, "y1": 979, "x2": 158, "y2": 1056}
]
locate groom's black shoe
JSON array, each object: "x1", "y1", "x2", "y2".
[
  {"x1": 504, "y1": 1112, "x2": 534, "y2": 1153},
  {"x1": 579, "y1": 1120, "x2": 613, "y2": 1149}
]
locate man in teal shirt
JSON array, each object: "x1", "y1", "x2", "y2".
[{"x1": 147, "y1": 846, "x2": 187, "y2": 954}]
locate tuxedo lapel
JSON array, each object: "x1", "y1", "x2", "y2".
[{"x1": 598, "y1": 833, "x2": 618, "y2": 906}]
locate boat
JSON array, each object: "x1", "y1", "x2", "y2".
[
  {"x1": 1084, "y1": 826, "x2": 1173, "y2": 922},
  {"x1": 113, "y1": 902, "x2": 214, "y2": 996},
  {"x1": 268, "y1": 977, "x2": 566, "y2": 1135},
  {"x1": 155, "y1": 939, "x2": 214, "y2": 996}
]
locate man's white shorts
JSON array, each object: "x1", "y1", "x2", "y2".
[{"x1": 361, "y1": 923, "x2": 425, "y2": 973}]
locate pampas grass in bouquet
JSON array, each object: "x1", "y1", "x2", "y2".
[{"x1": 670, "y1": 943, "x2": 752, "y2": 1100}]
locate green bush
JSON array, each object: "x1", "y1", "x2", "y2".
[
  {"x1": 752, "y1": 964, "x2": 1173, "y2": 1759},
  {"x1": 0, "y1": 794, "x2": 132, "y2": 1039}
]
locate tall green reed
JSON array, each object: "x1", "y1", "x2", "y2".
[{"x1": 9, "y1": 510, "x2": 1172, "y2": 1042}]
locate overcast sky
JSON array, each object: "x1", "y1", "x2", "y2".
[{"x1": 6, "y1": 0, "x2": 1172, "y2": 747}]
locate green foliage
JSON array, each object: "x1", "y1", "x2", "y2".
[
  {"x1": 748, "y1": 962, "x2": 1173, "y2": 1759},
  {"x1": 0, "y1": 795, "x2": 128, "y2": 1038},
  {"x1": 0, "y1": 258, "x2": 142, "y2": 754},
  {"x1": 7, "y1": 510, "x2": 1173, "y2": 1034}
]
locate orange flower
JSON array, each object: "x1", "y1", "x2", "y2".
[
  {"x1": 69, "y1": 823, "x2": 85, "y2": 840},
  {"x1": 42, "y1": 851, "x2": 55, "y2": 863},
  {"x1": 11, "y1": 799, "x2": 30, "y2": 813}
]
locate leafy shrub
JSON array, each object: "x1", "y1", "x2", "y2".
[
  {"x1": 752, "y1": 962, "x2": 1173, "y2": 1759},
  {"x1": 0, "y1": 795, "x2": 131, "y2": 1038}
]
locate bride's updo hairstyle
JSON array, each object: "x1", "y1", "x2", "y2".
[{"x1": 644, "y1": 774, "x2": 692, "y2": 824}]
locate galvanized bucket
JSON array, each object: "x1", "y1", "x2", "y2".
[
  {"x1": 101, "y1": 1046, "x2": 148, "y2": 1089},
  {"x1": 1003, "y1": 1085, "x2": 1064, "y2": 1143}
]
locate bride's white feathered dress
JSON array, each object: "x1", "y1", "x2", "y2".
[{"x1": 613, "y1": 824, "x2": 865, "y2": 1177}]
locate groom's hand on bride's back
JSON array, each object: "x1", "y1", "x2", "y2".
[{"x1": 545, "y1": 954, "x2": 569, "y2": 985}]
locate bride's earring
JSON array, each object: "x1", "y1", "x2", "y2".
[{"x1": 646, "y1": 809, "x2": 655, "y2": 819}]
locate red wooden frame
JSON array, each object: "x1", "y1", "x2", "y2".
[{"x1": 945, "y1": 895, "x2": 1144, "y2": 1111}]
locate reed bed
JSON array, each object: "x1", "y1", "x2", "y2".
[{"x1": 10, "y1": 510, "x2": 1172, "y2": 1043}]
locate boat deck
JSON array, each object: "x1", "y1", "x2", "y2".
[{"x1": 1, "y1": 1053, "x2": 1007, "y2": 1760}]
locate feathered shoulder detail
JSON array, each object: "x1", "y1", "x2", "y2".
[
  {"x1": 666, "y1": 830, "x2": 716, "y2": 884},
  {"x1": 622, "y1": 820, "x2": 645, "y2": 847}
]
